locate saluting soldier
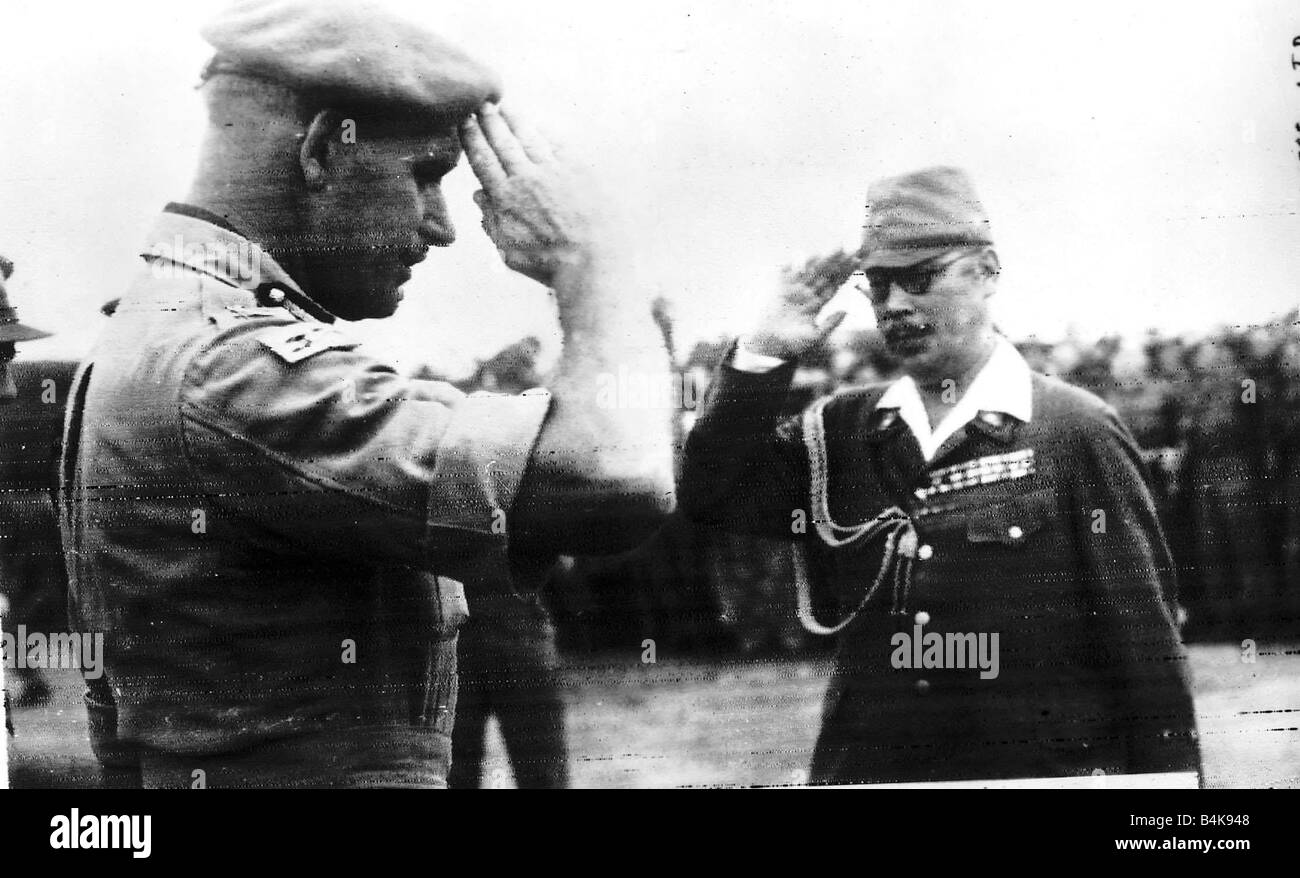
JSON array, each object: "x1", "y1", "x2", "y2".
[
  {"x1": 59, "y1": 0, "x2": 675, "y2": 788},
  {"x1": 680, "y1": 167, "x2": 1200, "y2": 785}
]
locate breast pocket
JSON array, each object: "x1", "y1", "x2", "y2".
[{"x1": 966, "y1": 486, "x2": 1057, "y2": 548}]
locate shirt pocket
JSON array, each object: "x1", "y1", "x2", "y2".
[{"x1": 965, "y1": 486, "x2": 1056, "y2": 548}]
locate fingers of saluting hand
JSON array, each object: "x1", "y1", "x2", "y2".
[
  {"x1": 799, "y1": 250, "x2": 856, "y2": 298},
  {"x1": 460, "y1": 114, "x2": 507, "y2": 193},
  {"x1": 460, "y1": 104, "x2": 560, "y2": 195},
  {"x1": 476, "y1": 102, "x2": 534, "y2": 176},
  {"x1": 498, "y1": 106, "x2": 557, "y2": 165}
]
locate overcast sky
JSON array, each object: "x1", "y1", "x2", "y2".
[{"x1": 1, "y1": 0, "x2": 1297, "y2": 373}]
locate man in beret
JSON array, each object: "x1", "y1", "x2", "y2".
[
  {"x1": 681, "y1": 167, "x2": 1201, "y2": 785},
  {"x1": 60, "y1": 1, "x2": 675, "y2": 788}
]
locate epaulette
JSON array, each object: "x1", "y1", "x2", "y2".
[{"x1": 257, "y1": 323, "x2": 359, "y2": 365}]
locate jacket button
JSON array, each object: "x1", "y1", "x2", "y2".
[
  {"x1": 915, "y1": 679, "x2": 930, "y2": 694},
  {"x1": 914, "y1": 611, "x2": 930, "y2": 626},
  {"x1": 1007, "y1": 525, "x2": 1024, "y2": 540},
  {"x1": 917, "y1": 544, "x2": 933, "y2": 560}
]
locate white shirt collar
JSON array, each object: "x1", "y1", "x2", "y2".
[{"x1": 876, "y1": 336, "x2": 1033, "y2": 461}]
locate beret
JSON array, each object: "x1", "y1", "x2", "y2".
[
  {"x1": 200, "y1": 0, "x2": 501, "y2": 118},
  {"x1": 860, "y1": 166, "x2": 994, "y2": 269}
]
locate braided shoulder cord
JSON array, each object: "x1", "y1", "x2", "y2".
[
  {"x1": 802, "y1": 396, "x2": 873, "y2": 547},
  {"x1": 795, "y1": 397, "x2": 918, "y2": 635}
]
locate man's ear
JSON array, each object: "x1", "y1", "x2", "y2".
[
  {"x1": 978, "y1": 247, "x2": 1001, "y2": 282},
  {"x1": 976, "y1": 248, "x2": 1001, "y2": 300},
  {"x1": 300, "y1": 109, "x2": 346, "y2": 191}
]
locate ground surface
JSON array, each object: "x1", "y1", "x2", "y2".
[{"x1": 7, "y1": 642, "x2": 1298, "y2": 788}]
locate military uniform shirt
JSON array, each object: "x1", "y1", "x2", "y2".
[{"x1": 60, "y1": 207, "x2": 551, "y2": 787}]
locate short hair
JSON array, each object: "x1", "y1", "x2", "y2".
[{"x1": 198, "y1": 70, "x2": 320, "y2": 127}]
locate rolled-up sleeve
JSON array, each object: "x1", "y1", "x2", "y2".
[
  {"x1": 427, "y1": 387, "x2": 552, "y2": 532},
  {"x1": 178, "y1": 320, "x2": 551, "y2": 580}
]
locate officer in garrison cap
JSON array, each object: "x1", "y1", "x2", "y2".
[
  {"x1": 681, "y1": 167, "x2": 1201, "y2": 785},
  {"x1": 60, "y1": 0, "x2": 675, "y2": 788}
]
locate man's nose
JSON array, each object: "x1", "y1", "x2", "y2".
[
  {"x1": 419, "y1": 187, "x2": 456, "y2": 247},
  {"x1": 883, "y1": 280, "x2": 915, "y2": 314},
  {"x1": 0, "y1": 363, "x2": 17, "y2": 402}
]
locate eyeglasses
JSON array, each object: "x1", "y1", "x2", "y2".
[{"x1": 856, "y1": 249, "x2": 978, "y2": 304}]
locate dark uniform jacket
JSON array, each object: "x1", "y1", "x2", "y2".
[
  {"x1": 680, "y1": 353, "x2": 1201, "y2": 785},
  {"x1": 59, "y1": 206, "x2": 551, "y2": 787}
]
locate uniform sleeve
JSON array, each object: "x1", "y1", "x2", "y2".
[
  {"x1": 177, "y1": 320, "x2": 551, "y2": 582},
  {"x1": 1071, "y1": 406, "x2": 1201, "y2": 777},
  {"x1": 679, "y1": 346, "x2": 810, "y2": 539}
]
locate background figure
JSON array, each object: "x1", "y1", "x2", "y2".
[
  {"x1": 0, "y1": 255, "x2": 58, "y2": 709},
  {"x1": 447, "y1": 339, "x2": 569, "y2": 789},
  {"x1": 449, "y1": 580, "x2": 569, "y2": 789}
]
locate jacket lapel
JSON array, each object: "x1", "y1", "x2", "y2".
[{"x1": 862, "y1": 408, "x2": 927, "y2": 503}]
